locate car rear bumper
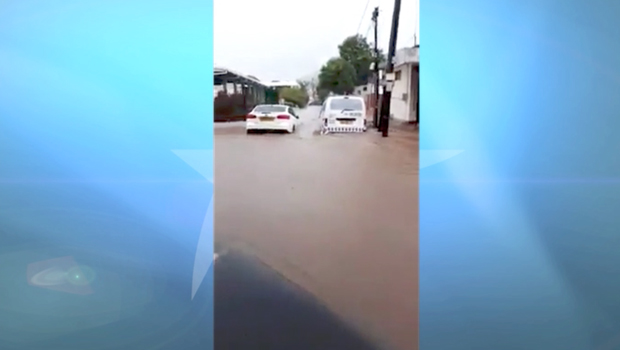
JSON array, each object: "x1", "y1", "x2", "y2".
[
  {"x1": 324, "y1": 117, "x2": 366, "y2": 132},
  {"x1": 246, "y1": 121, "x2": 292, "y2": 131},
  {"x1": 324, "y1": 125, "x2": 366, "y2": 133}
]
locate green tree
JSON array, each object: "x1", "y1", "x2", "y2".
[
  {"x1": 317, "y1": 88, "x2": 330, "y2": 102},
  {"x1": 338, "y1": 34, "x2": 385, "y2": 86},
  {"x1": 279, "y1": 87, "x2": 308, "y2": 108},
  {"x1": 317, "y1": 58, "x2": 356, "y2": 96}
]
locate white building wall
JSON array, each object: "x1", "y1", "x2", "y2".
[
  {"x1": 389, "y1": 63, "x2": 418, "y2": 123},
  {"x1": 390, "y1": 64, "x2": 411, "y2": 122},
  {"x1": 353, "y1": 84, "x2": 372, "y2": 96}
]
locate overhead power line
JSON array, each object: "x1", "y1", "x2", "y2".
[
  {"x1": 364, "y1": 21, "x2": 373, "y2": 38},
  {"x1": 356, "y1": 0, "x2": 372, "y2": 34}
]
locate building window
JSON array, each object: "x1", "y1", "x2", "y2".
[{"x1": 395, "y1": 70, "x2": 402, "y2": 81}]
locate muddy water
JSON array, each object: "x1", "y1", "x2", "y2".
[{"x1": 215, "y1": 107, "x2": 418, "y2": 350}]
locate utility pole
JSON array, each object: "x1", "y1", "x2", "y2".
[
  {"x1": 379, "y1": 0, "x2": 402, "y2": 137},
  {"x1": 372, "y1": 7, "x2": 380, "y2": 129}
]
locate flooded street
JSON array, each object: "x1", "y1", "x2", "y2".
[{"x1": 215, "y1": 107, "x2": 419, "y2": 350}]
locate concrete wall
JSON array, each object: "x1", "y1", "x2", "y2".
[{"x1": 389, "y1": 63, "x2": 418, "y2": 123}]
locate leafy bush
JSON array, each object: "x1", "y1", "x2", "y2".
[{"x1": 279, "y1": 87, "x2": 309, "y2": 108}]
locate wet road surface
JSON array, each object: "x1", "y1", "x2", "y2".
[{"x1": 215, "y1": 107, "x2": 419, "y2": 350}]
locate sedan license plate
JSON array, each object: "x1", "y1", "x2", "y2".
[{"x1": 260, "y1": 117, "x2": 274, "y2": 122}]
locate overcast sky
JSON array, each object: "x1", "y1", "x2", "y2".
[{"x1": 214, "y1": 0, "x2": 419, "y2": 82}]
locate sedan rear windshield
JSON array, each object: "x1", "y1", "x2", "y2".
[
  {"x1": 329, "y1": 98, "x2": 363, "y2": 111},
  {"x1": 253, "y1": 105, "x2": 287, "y2": 113}
]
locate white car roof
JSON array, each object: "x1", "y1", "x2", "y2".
[
  {"x1": 326, "y1": 95, "x2": 364, "y2": 101},
  {"x1": 253, "y1": 104, "x2": 289, "y2": 108}
]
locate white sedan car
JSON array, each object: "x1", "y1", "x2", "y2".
[{"x1": 246, "y1": 104, "x2": 299, "y2": 134}]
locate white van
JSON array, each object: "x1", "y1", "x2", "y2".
[{"x1": 319, "y1": 95, "x2": 367, "y2": 133}]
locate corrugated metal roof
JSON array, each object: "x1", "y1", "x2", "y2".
[{"x1": 214, "y1": 66, "x2": 267, "y2": 87}]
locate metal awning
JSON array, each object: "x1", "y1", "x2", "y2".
[{"x1": 214, "y1": 66, "x2": 268, "y2": 87}]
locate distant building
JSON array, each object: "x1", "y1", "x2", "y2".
[
  {"x1": 263, "y1": 80, "x2": 300, "y2": 89},
  {"x1": 213, "y1": 66, "x2": 267, "y2": 100}
]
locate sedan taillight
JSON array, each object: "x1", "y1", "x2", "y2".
[
  {"x1": 246, "y1": 114, "x2": 256, "y2": 119},
  {"x1": 277, "y1": 114, "x2": 290, "y2": 119}
]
